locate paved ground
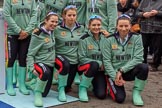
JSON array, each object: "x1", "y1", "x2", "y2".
[{"x1": 49, "y1": 64, "x2": 162, "y2": 108}]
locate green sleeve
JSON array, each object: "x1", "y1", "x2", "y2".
[
  {"x1": 121, "y1": 35, "x2": 144, "y2": 73},
  {"x1": 78, "y1": 39, "x2": 102, "y2": 67},
  {"x1": 40, "y1": 5, "x2": 46, "y2": 23},
  {"x1": 102, "y1": 38, "x2": 116, "y2": 80},
  {"x1": 107, "y1": 0, "x2": 118, "y2": 34},
  {"x1": 27, "y1": 34, "x2": 44, "y2": 72},
  {"x1": 3, "y1": 0, "x2": 21, "y2": 34},
  {"x1": 25, "y1": 0, "x2": 37, "y2": 34}
]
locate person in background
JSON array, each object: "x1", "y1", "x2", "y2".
[
  {"x1": 45, "y1": 0, "x2": 68, "y2": 23},
  {"x1": 78, "y1": 15, "x2": 109, "y2": 102},
  {"x1": 117, "y1": 0, "x2": 141, "y2": 33},
  {"x1": 102, "y1": 14, "x2": 148, "y2": 106},
  {"x1": 67, "y1": 0, "x2": 86, "y2": 85},
  {"x1": 54, "y1": 5, "x2": 85, "y2": 95},
  {"x1": 86, "y1": 0, "x2": 118, "y2": 34},
  {"x1": 136, "y1": 0, "x2": 162, "y2": 71},
  {"x1": 3, "y1": 0, "x2": 37, "y2": 96},
  {"x1": 27, "y1": 12, "x2": 59, "y2": 107},
  {"x1": 35, "y1": 0, "x2": 46, "y2": 27}
]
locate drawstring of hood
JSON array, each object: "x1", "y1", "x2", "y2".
[
  {"x1": 53, "y1": 0, "x2": 56, "y2": 4},
  {"x1": 22, "y1": 0, "x2": 24, "y2": 5},
  {"x1": 91, "y1": 0, "x2": 96, "y2": 12}
]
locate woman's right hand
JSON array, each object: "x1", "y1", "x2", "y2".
[
  {"x1": 115, "y1": 71, "x2": 126, "y2": 86},
  {"x1": 18, "y1": 30, "x2": 28, "y2": 40}
]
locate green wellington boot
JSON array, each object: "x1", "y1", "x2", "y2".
[
  {"x1": 18, "y1": 67, "x2": 30, "y2": 95},
  {"x1": 133, "y1": 77, "x2": 147, "y2": 106},
  {"x1": 74, "y1": 72, "x2": 80, "y2": 85},
  {"x1": 79, "y1": 74, "x2": 93, "y2": 102},
  {"x1": 13, "y1": 60, "x2": 18, "y2": 84},
  {"x1": 26, "y1": 78, "x2": 37, "y2": 90},
  {"x1": 58, "y1": 74, "x2": 68, "y2": 102},
  {"x1": 6, "y1": 67, "x2": 16, "y2": 96},
  {"x1": 34, "y1": 78, "x2": 47, "y2": 107}
]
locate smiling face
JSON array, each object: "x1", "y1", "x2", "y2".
[
  {"x1": 88, "y1": 19, "x2": 102, "y2": 35},
  {"x1": 116, "y1": 19, "x2": 131, "y2": 38},
  {"x1": 44, "y1": 15, "x2": 59, "y2": 31}
]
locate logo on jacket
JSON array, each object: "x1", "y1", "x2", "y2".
[
  {"x1": 88, "y1": 45, "x2": 94, "y2": 50},
  {"x1": 61, "y1": 31, "x2": 66, "y2": 36},
  {"x1": 112, "y1": 44, "x2": 118, "y2": 50},
  {"x1": 44, "y1": 38, "x2": 50, "y2": 43}
]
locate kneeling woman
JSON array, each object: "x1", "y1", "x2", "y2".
[
  {"x1": 102, "y1": 14, "x2": 149, "y2": 106},
  {"x1": 78, "y1": 15, "x2": 109, "y2": 102},
  {"x1": 27, "y1": 12, "x2": 61, "y2": 107}
]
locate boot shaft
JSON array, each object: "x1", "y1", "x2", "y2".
[
  {"x1": 80, "y1": 74, "x2": 93, "y2": 88},
  {"x1": 134, "y1": 77, "x2": 147, "y2": 91},
  {"x1": 35, "y1": 78, "x2": 47, "y2": 93},
  {"x1": 58, "y1": 74, "x2": 68, "y2": 89}
]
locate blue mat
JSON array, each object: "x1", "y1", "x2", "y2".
[
  {"x1": 0, "y1": 89, "x2": 79, "y2": 108},
  {"x1": 0, "y1": 101, "x2": 14, "y2": 108}
]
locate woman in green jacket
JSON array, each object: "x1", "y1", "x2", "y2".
[
  {"x1": 3, "y1": 0, "x2": 37, "y2": 96},
  {"x1": 66, "y1": 0, "x2": 86, "y2": 85},
  {"x1": 102, "y1": 14, "x2": 149, "y2": 106},
  {"x1": 27, "y1": 12, "x2": 59, "y2": 107},
  {"x1": 54, "y1": 5, "x2": 85, "y2": 97},
  {"x1": 78, "y1": 15, "x2": 109, "y2": 102}
]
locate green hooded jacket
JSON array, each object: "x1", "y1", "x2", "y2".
[
  {"x1": 27, "y1": 23, "x2": 55, "y2": 72},
  {"x1": 102, "y1": 32, "x2": 144, "y2": 80},
  {"x1": 54, "y1": 22, "x2": 85, "y2": 64},
  {"x1": 78, "y1": 31, "x2": 105, "y2": 67}
]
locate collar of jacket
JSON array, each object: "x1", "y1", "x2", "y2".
[
  {"x1": 114, "y1": 31, "x2": 133, "y2": 43},
  {"x1": 60, "y1": 21, "x2": 81, "y2": 29}
]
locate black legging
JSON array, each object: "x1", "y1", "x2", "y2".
[
  {"x1": 108, "y1": 63, "x2": 149, "y2": 103},
  {"x1": 34, "y1": 63, "x2": 53, "y2": 97},
  {"x1": 34, "y1": 55, "x2": 71, "y2": 97},
  {"x1": 7, "y1": 35, "x2": 31, "y2": 67},
  {"x1": 79, "y1": 61, "x2": 107, "y2": 99},
  {"x1": 55, "y1": 55, "x2": 78, "y2": 92},
  {"x1": 92, "y1": 71, "x2": 107, "y2": 99}
]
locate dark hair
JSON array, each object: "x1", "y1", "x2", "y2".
[{"x1": 45, "y1": 11, "x2": 58, "y2": 21}]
